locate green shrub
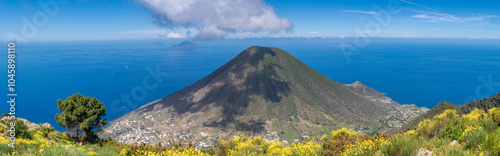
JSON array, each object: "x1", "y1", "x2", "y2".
[
  {"x1": 0, "y1": 113, "x2": 9, "y2": 118},
  {"x1": 492, "y1": 143, "x2": 500, "y2": 156},
  {"x1": 442, "y1": 146, "x2": 467, "y2": 156},
  {"x1": 0, "y1": 143, "x2": 16, "y2": 155},
  {"x1": 6, "y1": 140, "x2": 38, "y2": 155},
  {"x1": 0, "y1": 123, "x2": 4, "y2": 133},
  {"x1": 52, "y1": 131, "x2": 72, "y2": 142},
  {"x1": 40, "y1": 146, "x2": 88, "y2": 156},
  {"x1": 64, "y1": 131, "x2": 72, "y2": 139},
  {"x1": 417, "y1": 109, "x2": 466, "y2": 140},
  {"x1": 439, "y1": 119, "x2": 465, "y2": 141},
  {"x1": 40, "y1": 126, "x2": 55, "y2": 138},
  {"x1": 485, "y1": 129, "x2": 500, "y2": 155},
  {"x1": 200, "y1": 148, "x2": 216, "y2": 155},
  {"x1": 321, "y1": 128, "x2": 359, "y2": 156},
  {"x1": 421, "y1": 137, "x2": 449, "y2": 152},
  {"x1": 480, "y1": 118, "x2": 498, "y2": 133},
  {"x1": 78, "y1": 135, "x2": 87, "y2": 142},
  {"x1": 426, "y1": 138, "x2": 467, "y2": 156},
  {"x1": 119, "y1": 148, "x2": 132, "y2": 156},
  {"x1": 380, "y1": 136, "x2": 421, "y2": 156},
  {"x1": 488, "y1": 107, "x2": 500, "y2": 126},
  {"x1": 462, "y1": 128, "x2": 486, "y2": 150},
  {"x1": 5, "y1": 120, "x2": 33, "y2": 139},
  {"x1": 93, "y1": 146, "x2": 117, "y2": 156}
]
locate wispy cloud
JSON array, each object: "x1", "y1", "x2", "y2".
[
  {"x1": 410, "y1": 11, "x2": 498, "y2": 23},
  {"x1": 120, "y1": 29, "x2": 167, "y2": 34},
  {"x1": 411, "y1": 12, "x2": 460, "y2": 23},
  {"x1": 401, "y1": 1, "x2": 498, "y2": 23},
  {"x1": 120, "y1": 29, "x2": 166, "y2": 34},
  {"x1": 119, "y1": 28, "x2": 201, "y2": 39},
  {"x1": 340, "y1": 10, "x2": 377, "y2": 15},
  {"x1": 309, "y1": 31, "x2": 319, "y2": 34},
  {"x1": 400, "y1": 0, "x2": 437, "y2": 12}
]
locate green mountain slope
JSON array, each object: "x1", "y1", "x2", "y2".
[
  {"x1": 400, "y1": 101, "x2": 461, "y2": 132},
  {"x1": 401, "y1": 91, "x2": 500, "y2": 132},
  {"x1": 459, "y1": 92, "x2": 500, "y2": 114},
  {"x1": 102, "y1": 46, "x2": 427, "y2": 145}
]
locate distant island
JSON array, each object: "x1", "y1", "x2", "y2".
[{"x1": 165, "y1": 40, "x2": 198, "y2": 50}]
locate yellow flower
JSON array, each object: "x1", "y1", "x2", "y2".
[
  {"x1": 462, "y1": 108, "x2": 487, "y2": 122},
  {"x1": 417, "y1": 119, "x2": 434, "y2": 134},
  {"x1": 342, "y1": 138, "x2": 384, "y2": 156},
  {"x1": 331, "y1": 128, "x2": 359, "y2": 140},
  {"x1": 136, "y1": 147, "x2": 207, "y2": 156},
  {"x1": 0, "y1": 123, "x2": 4, "y2": 133},
  {"x1": 119, "y1": 148, "x2": 129, "y2": 156},
  {"x1": 405, "y1": 130, "x2": 417, "y2": 138},
  {"x1": 0, "y1": 136, "x2": 10, "y2": 144},
  {"x1": 434, "y1": 109, "x2": 457, "y2": 120},
  {"x1": 488, "y1": 107, "x2": 500, "y2": 121},
  {"x1": 461, "y1": 125, "x2": 482, "y2": 139}
]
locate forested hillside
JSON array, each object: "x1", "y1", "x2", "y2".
[{"x1": 401, "y1": 92, "x2": 500, "y2": 132}]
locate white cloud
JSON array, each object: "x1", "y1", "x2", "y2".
[
  {"x1": 160, "y1": 33, "x2": 187, "y2": 39},
  {"x1": 340, "y1": 10, "x2": 377, "y2": 15},
  {"x1": 309, "y1": 31, "x2": 319, "y2": 34},
  {"x1": 137, "y1": 0, "x2": 293, "y2": 40}
]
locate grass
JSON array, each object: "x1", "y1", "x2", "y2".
[{"x1": 380, "y1": 136, "x2": 421, "y2": 156}]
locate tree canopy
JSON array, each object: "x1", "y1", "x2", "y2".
[{"x1": 55, "y1": 93, "x2": 108, "y2": 142}]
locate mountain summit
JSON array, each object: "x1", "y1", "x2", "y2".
[{"x1": 102, "y1": 46, "x2": 427, "y2": 145}]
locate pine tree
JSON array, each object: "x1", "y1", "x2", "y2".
[{"x1": 55, "y1": 93, "x2": 108, "y2": 142}]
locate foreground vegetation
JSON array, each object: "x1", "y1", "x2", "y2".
[
  {"x1": 402, "y1": 91, "x2": 500, "y2": 131},
  {"x1": 1, "y1": 106, "x2": 500, "y2": 155}
]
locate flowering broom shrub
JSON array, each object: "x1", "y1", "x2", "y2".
[
  {"x1": 216, "y1": 135, "x2": 323, "y2": 156},
  {"x1": 0, "y1": 107, "x2": 500, "y2": 155},
  {"x1": 321, "y1": 128, "x2": 359, "y2": 156}
]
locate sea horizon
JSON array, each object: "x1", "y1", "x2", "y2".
[{"x1": 2, "y1": 37, "x2": 499, "y2": 130}]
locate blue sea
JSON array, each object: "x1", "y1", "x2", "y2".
[{"x1": 2, "y1": 38, "x2": 500, "y2": 130}]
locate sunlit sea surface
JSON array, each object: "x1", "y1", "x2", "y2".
[{"x1": 3, "y1": 38, "x2": 500, "y2": 130}]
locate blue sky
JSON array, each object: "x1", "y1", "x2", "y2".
[{"x1": 1, "y1": 0, "x2": 500, "y2": 42}]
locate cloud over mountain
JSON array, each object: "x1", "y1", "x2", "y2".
[{"x1": 137, "y1": 0, "x2": 293, "y2": 40}]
